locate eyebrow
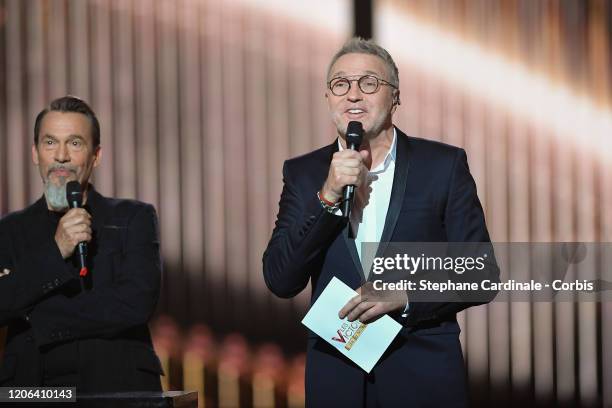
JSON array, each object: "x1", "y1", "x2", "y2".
[
  {"x1": 43, "y1": 133, "x2": 85, "y2": 140},
  {"x1": 41, "y1": 134, "x2": 86, "y2": 143},
  {"x1": 67, "y1": 135, "x2": 86, "y2": 142}
]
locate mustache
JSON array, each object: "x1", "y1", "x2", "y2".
[{"x1": 47, "y1": 164, "x2": 77, "y2": 176}]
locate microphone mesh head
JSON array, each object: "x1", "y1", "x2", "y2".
[
  {"x1": 346, "y1": 121, "x2": 364, "y2": 148},
  {"x1": 66, "y1": 181, "x2": 83, "y2": 206}
]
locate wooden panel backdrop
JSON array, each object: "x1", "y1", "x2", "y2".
[{"x1": 377, "y1": 1, "x2": 611, "y2": 407}]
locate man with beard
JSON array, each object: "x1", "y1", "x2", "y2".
[
  {"x1": 0, "y1": 96, "x2": 163, "y2": 392},
  {"x1": 263, "y1": 38, "x2": 497, "y2": 407}
]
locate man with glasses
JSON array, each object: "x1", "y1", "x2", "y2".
[{"x1": 264, "y1": 38, "x2": 495, "y2": 407}]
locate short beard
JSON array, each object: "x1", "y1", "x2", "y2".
[{"x1": 44, "y1": 178, "x2": 69, "y2": 211}]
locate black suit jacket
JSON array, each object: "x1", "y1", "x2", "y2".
[
  {"x1": 0, "y1": 187, "x2": 163, "y2": 391},
  {"x1": 263, "y1": 128, "x2": 498, "y2": 407}
]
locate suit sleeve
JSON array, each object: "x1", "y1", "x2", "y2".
[
  {"x1": 263, "y1": 161, "x2": 346, "y2": 298},
  {"x1": 28, "y1": 204, "x2": 161, "y2": 347},
  {"x1": 405, "y1": 149, "x2": 500, "y2": 326},
  {"x1": 0, "y1": 218, "x2": 77, "y2": 325}
]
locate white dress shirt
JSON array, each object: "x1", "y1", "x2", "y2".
[{"x1": 338, "y1": 128, "x2": 397, "y2": 275}]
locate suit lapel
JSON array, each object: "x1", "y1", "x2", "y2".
[
  {"x1": 85, "y1": 187, "x2": 106, "y2": 230},
  {"x1": 84, "y1": 186, "x2": 112, "y2": 251},
  {"x1": 342, "y1": 224, "x2": 365, "y2": 282},
  {"x1": 369, "y1": 129, "x2": 411, "y2": 277}
]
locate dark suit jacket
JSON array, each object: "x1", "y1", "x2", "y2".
[
  {"x1": 263, "y1": 128, "x2": 498, "y2": 407},
  {"x1": 0, "y1": 187, "x2": 163, "y2": 392}
]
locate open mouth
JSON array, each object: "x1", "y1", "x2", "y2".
[{"x1": 345, "y1": 108, "x2": 367, "y2": 118}]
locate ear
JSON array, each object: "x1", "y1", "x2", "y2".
[
  {"x1": 92, "y1": 146, "x2": 102, "y2": 168},
  {"x1": 31, "y1": 144, "x2": 40, "y2": 165},
  {"x1": 391, "y1": 90, "x2": 400, "y2": 114},
  {"x1": 325, "y1": 90, "x2": 333, "y2": 110}
]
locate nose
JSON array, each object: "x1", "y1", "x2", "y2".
[
  {"x1": 54, "y1": 143, "x2": 70, "y2": 163},
  {"x1": 346, "y1": 80, "x2": 364, "y2": 102}
]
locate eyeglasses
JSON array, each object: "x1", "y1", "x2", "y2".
[{"x1": 327, "y1": 75, "x2": 397, "y2": 96}]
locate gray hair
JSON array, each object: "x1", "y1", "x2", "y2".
[{"x1": 326, "y1": 37, "x2": 399, "y2": 87}]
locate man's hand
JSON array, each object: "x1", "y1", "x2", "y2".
[
  {"x1": 54, "y1": 208, "x2": 92, "y2": 259},
  {"x1": 320, "y1": 149, "x2": 370, "y2": 204},
  {"x1": 339, "y1": 282, "x2": 407, "y2": 324}
]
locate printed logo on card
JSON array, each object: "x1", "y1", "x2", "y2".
[{"x1": 332, "y1": 321, "x2": 368, "y2": 350}]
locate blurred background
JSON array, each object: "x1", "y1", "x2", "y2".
[{"x1": 0, "y1": 0, "x2": 611, "y2": 407}]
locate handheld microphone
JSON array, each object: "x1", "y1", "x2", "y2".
[
  {"x1": 341, "y1": 121, "x2": 364, "y2": 219},
  {"x1": 66, "y1": 181, "x2": 88, "y2": 277}
]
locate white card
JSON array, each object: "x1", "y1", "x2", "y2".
[{"x1": 302, "y1": 276, "x2": 403, "y2": 373}]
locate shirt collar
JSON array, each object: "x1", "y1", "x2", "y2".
[{"x1": 337, "y1": 127, "x2": 397, "y2": 173}]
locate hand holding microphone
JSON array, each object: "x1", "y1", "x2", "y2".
[
  {"x1": 54, "y1": 181, "x2": 91, "y2": 276},
  {"x1": 320, "y1": 121, "x2": 367, "y2": 218}
]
